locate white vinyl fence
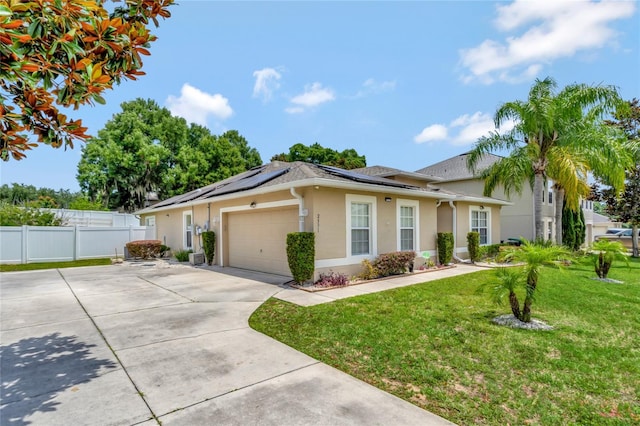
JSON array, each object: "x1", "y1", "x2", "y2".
[{"x1": 0, "y1": 226, "x2": 153, "y2": 264}]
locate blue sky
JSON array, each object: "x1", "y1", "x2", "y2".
[{"x1": 2, "y1": 0, "x2": 639, "y2": 192}]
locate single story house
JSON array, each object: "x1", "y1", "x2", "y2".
[{"x1": 137, "y1": 161, "x2": 509, "y2": 279}]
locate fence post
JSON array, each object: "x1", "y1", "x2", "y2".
[
  {"x1": 74, "y1": 225, "x2": 80, "y2": 261},
  {"x1": 21, "y1": 225, "x2": 28, "y2": 264}
]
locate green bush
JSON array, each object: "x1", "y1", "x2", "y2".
[
  {"x1": 202, "y1": 231, "x2": 216, "y2": 265},
  {"x1": 437, "y1": 232, "x2": 454, "y2": 265},
  {"x1": 126, "y1": 240, "x2": 163, "y2": 259},
  {"x1": 374, "y1": 251, "x2": 416, "y2": 277},
  {"x1": 358, "y1": 259, "x2": 379, "y2": 280},
  {"x1": 479, "y1": 243, "x2": 502, "y2": 260},
  {"x1": 0, "y1": 202, "x2": 63, "y2": 226},
  {"x1": 287, "y1": 232, "x2": 315, "y2": 283},
  {"x1": 174, "y1": 249, "x2": 192, "y2": 262},
  {"x1": 467, "y1": 232, "x2": 480, "y2": 263}
]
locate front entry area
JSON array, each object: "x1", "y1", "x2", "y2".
[{"x1": 226, "y1": 207, "x2": 298, "y2": 276}]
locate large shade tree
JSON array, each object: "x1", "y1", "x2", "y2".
[
  {"x1": 77, "y1": 99, "x2": 261, "y2": 212},
  {"x1": 271, "y1": 142, "x2": 366, "y2": 169},
  {"x1": 0, "y1": 0, "x2": 173, "y2": 161},
  {"x1": 467, "y1": 77, "x2": 629, "y2": 242}
]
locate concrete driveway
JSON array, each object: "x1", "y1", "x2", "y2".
[{"x1": 1, "y1": 263, "x2": 454, "y2": 425}]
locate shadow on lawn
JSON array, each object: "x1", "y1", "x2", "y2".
[{"x1": 0, "y1": 333, "x2": 117, "y2": 425}]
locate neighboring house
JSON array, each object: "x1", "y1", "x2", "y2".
[
  {"x1": 591, "y1": 211, "x2": 624, "y2": 240},
  {"x1": 412, "y1": 152, "x2": 595, "y2": 243},
  {"x1": 137, "y1": 161, "x2": 508, "y2": 279}
]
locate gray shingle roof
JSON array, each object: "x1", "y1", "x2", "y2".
[
  {"x1": 415, "y1": 152, "x2": 503, "y2": 181},
  {"x1": 353, "y1": 165, "x2": 442, "y2": 182}
]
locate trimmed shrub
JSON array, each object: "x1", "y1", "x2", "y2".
[
  {"x1": 287, "y1": 232, "x2": 315, "y2": 283},
  {"x1": 374, "y1": 251, "x2": 416, "y2": 277},
  {"x1": 202, "y1": 231, "x2": 216, "y2": 265},
  {"x1": 126, "y1": 240, "x2": 163, "y2": 259},
  {"x1": 314, "y1": 272, "x2": 349, "y2": 287},
  {"x1": 358, "y1": 259, "x2": 379, "y2": 280},
  {"x1": 437, "y1": 232, "x2": 454, "y2": 265},
  {"x1": 479, "y1": 243, "x2": 501, "y2": 260},
  {"x1": 467, "y1": 231, "x2": 480, "y2": 263},
  {"x1": 174, "y1": 249, "x2": 192, "y2": 262}
]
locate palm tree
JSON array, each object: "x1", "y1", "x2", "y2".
[
  {"x1": 590, "y1": 240, "x2": 629, "y2": 279},
  {"x1": 499, "y1": 241, "x2": 571, "y2": 322},
  {"x1": 467, "y1": 77, "x2": 629, "y2": 243}
]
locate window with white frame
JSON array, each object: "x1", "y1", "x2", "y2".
[
  {"x1": 547, "y1": 221, "x2": 553, "y2": 241},
  {"x1": 144, "y1": 216, "x2": 156, "y2": 227},
  {"x1": 397, "y1": 199, "x2": 419, "y2": 251},
  {"x1": 346, "y1": 195, "x2": 376, "y2": 257},
  {"x1": 470, "y1": 207, "x2": 490, "y2": 245},
  {"x1": 183, "y1": 211, "x2": 193, "y2": 250}
]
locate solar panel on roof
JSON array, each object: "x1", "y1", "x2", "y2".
[
  {"x1": 147, "y1": 167, "x2": 267, "y2": 209},
  {"x1": 203, "y1": 168, "x2": 290, "y2": 197},
  {"x1": 316, "y1": 165, "x2": 417, "y2": 189}
]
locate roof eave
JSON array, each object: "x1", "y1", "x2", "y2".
[{"x1": 136, "y1": 177, "x2": 457, "y2": 214}]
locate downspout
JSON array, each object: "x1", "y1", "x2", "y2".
[
  {"x1": 290, "y1": 187, "x2": 305, "y2": 232},
  {"x1": 449, "y1": 200, "x2": 470, "y2": 264}
]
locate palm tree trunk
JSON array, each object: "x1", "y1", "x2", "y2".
[
  {"x1": 509, "y1": 291, "x2": 521, "y2": 319},
  {"x1": 555, "y1": 186, "x2": 564, "y2": 245},
  {"x1": 533, "y1": 172, "x2": 544, "y2": 241},
  {"x1": 522, "y1": 277, "x2": 536, "y2": 323}
]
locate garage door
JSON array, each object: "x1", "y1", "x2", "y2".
[{"x1": 227, "y1": 207, "x2": 299, "y2": 276}]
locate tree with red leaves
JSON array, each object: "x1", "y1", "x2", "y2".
[{"x1": 0, "y1": 0, "x2": 173, "y2": 160}]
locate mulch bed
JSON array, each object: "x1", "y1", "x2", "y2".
[{"x1": 289, "y1": 265, "x2": 456, "y2": 292}]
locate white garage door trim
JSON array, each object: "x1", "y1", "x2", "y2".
[{"x1": 219, "y1": 199, "x2": 299, "y2": 270}]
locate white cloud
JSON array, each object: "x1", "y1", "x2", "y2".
[
  {"x1": 166, "y1": 83, "x2": 233, "y2": 125},
  {"x1": 355, "y1": 78, "x2": 397, "y2": 97},
  {"x1": 450, "y1": 112, "x2": 497, "y2": 146},
  {"x1": 252, "y1": 67, "x2": 282, "y2": 101},
  {"x1": 460, "y1": 0, "x2": 636, "y2": 84},
  {"x1": 414, "y1": 112, "x2": 515, "y2": 147},
  {"x1": 286, "y1": 82, "x2": 335, "y2": 113},
  {"x1": 414, "y1": 124, "x2": 448, "y2": 143}
]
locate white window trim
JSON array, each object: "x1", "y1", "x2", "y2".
[
  {"x1": 469, "y1": 205, "x2": 491, "y2": 246},
  {"x1": 144, "y1": 215, "x2": 156, "y2": 227},
  {"x1": 346, "y1": 194, "x2": 377, "y2": 259},
  {"x1": 397, "y1": 199, "x2": 419, "y2": 252},
  {"x1": 183, "y1": 211, "x2": 193, "y2": 250}
]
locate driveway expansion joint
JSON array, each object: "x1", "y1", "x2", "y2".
[
  {"x1": 155, "y1": 361, "x2": 321, "y2": 419},
  {"x1": 115, "y1": 326, "x2": 252, "y2": 352},
  {"x1": 57, "y1": 269, "x2": 161, "y2": 425},
  {"x1": 136, "y1": 276, "x2": 196, "y2": 302}
]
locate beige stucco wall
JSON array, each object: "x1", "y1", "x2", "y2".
[
  {"x1": 436, "y1": 178, "x2": 560, "y2": 242},
  {"x1": 142, "y1": 186, "x2": 453, "y2": 279}
]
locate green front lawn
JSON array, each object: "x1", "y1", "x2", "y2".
[
  {"x1": 250, "y1": 258, "x2": 640, "y2": 425},
  {"x1": 0, "y1": 258, "x2": 112, "y2": 272}
]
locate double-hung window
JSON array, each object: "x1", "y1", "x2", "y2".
[
  {"x1": 470, "y1": 208, "x2": 489, "y2": 245},
  {"x1": 347, "y1": 195, "x2": 377, "y2": 257},
  {"x1": 397, "y1": 199, "x2": 419, "y2": 251}
]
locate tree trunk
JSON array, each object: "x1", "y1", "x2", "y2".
[
  {"x1": 632, "y1": 225, "x2": 639, "y2": 258},
  {"x1": 533, "y1": 172, "x2": 544, "y2": 241},
  {"x1": 509, "y1": 291, "x2": 521, "y2": 319},
  {"x1": 555, "y1": 186, "x2": 564, "y2": 246},
  {"x1": 521, "y1": 276, "x2": 536, "y2": 323}
]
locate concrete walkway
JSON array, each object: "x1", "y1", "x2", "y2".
[
  {"x1": 0, "y1": 262, "x2": 462, "y2": 425},
  {"x1": 274, "y1": 263, "x2": 485, "y2": 306}
]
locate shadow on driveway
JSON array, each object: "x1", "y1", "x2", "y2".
[{"x1": 0, "y1": 333, "x2": 117, "y2": 425}]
